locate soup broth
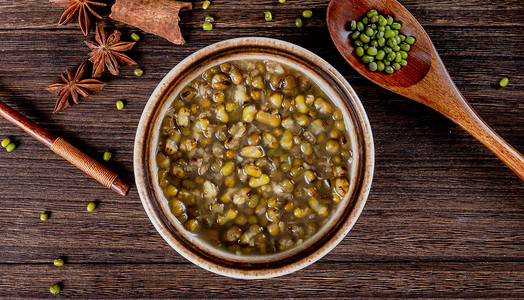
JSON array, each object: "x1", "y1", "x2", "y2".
[{"x1": 156, "y1": 59, "x2": 353, "y2": 255}]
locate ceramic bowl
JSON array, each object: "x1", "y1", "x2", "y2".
[{"x1": 134, "y1": 37, "x2": 374, "y2": 279}]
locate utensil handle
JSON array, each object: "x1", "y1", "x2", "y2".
[
  {"x1": 0, "y1": 100, "x2": 130, "y2": 195},
  {"x1": 49, "y1": 137, "x2": 130, "y2": 195},
  {"x1": 439, "y1": 89, "x2": 524, "y2": 181}
]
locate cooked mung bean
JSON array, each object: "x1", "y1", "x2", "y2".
[{"x1": 157, "y1": 59, "x2": 353, "y2": 255}]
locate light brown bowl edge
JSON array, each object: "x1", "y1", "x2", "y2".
[{"x1": 134, "y1": 37, "x2": 375, "y2": 279}]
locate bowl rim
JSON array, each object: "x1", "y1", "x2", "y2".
[{"x1": 134, "y1": 37, "x2": 375, "y2": 279}]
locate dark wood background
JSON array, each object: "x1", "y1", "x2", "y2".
[{"x1": 0, "y1": 0, "x2": 522, "y2": 298}]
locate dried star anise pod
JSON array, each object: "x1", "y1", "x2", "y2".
[
  {"x1": 50, "y1": 0, "x2": 107, "y2": 36},
  {"x1": 46, "y1": 60, "x2": 106, "y2": 113},
  {"x1": 85, "y1": 24, "x2": 137, "y2": 77}
]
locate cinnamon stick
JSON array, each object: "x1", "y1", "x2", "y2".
[{"x1": 110, "y1": 0, "x2": 192, "y2": 45}]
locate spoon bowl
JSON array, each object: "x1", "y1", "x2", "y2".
[
  {"x1": 327, "y1": 0, "x2": 524, "y2": 180},
  {"x1": 328, "y1": 0, "x2": 432, "y2": 88}
]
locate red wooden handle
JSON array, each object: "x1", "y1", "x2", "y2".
[{"x1": 0, "y1": 100, "x2": 130, "y2": 196}]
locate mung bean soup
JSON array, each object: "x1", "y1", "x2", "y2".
[{"x1": 156, "y1": 59, "x2": 353, "y2": 255}]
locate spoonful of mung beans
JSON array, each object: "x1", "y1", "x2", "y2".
[{"x1": 348, "y1": 9, "x2": 415, "y2": 74}]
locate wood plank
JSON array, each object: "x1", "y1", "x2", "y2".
[
  {"x1": 0, "y1": 194, "x2": 522, "y2": 263},
  {"x1": 0, "y1": 0, "x2": 523, "y2": 29},
  {"x1": 0, "y1": 0, "x2": 522, "y2": 296},
  {"x1": 0, "y1": 27, "x2": 522, "y2": 89},
  {"x1": 0, "y1": 17, "x2": 521, "y2": 265},
  {"x1": 0, "y1": 262, "x2": 522, "y2": 298},
  {"x1": 1, "y1": 27, "x2": 523, "y2": 61}
]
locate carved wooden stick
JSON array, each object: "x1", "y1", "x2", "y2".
[
  {"x1": 110, "y1": 0, "x2": 192, "y2": 45},
  {"x1": 0, "y1": 100, "x2": 130, "y2": 196}
]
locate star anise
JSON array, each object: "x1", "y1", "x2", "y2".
[
  {"x1": 85, "y1": 24, "x2": 137, "y2": 77},
  {"x1": 50, "y1": 0, "x2": 107, "y2": 36},
  {"x1": 46, "y1": 60, "x2": 106, "y2": 113}
]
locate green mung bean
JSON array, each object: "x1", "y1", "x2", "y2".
[
  {"x1": 87, "y1": 201, "x2": 96, "y2": 212},
  {"x1": 368, "y1": 62, "x2": 378, "y2": 72},
  {"x1": 53, "y1": 259, "x2": 64, "y2": 267},
  {"x1": 134, "y1": 68, "x2": 143, "y2": 76},
  {"x1": 103, "y1": 151, "x2": 112, "y2": 161},
  {"x1": 302, "y1": 10, "x2": 313, "y2": 18},
  {"x1": 359, "y1": 34, "x2": 370, "y2": 43},
  {"x1": 350, "y1": 20, "x2": 357, "y2": 30},
  {"x1": 5, "y1": 143, "x2": 15, "y2": 152},
  {"x1": 264, "y1": 11, "x2": 272, "y2": 21},
  {"x1": 376, "y1": 50, "x2": 385, "y2": 60},
  {"x1": 203, "y1": 22, "x2": 213, "y2": 31},
  {"x1": 295, "y1": 18, "x2": 303, "y2": 28},
  {"x1": 348, "y1": 9, "x2": 415, "y2": 73},
  {"x1": 362, "y1": 55, "x2": 374, "y2": 63},
  {"x1": 50, "y1": 284, "x2": 61, "y2": 295},
  {"x1": 130, "y1": 33, "x2": 140, "y2": 42},
  {"x1": 1, "y1": 138, "x2": 10, "y2": 148}
]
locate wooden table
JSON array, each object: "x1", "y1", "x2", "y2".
[{"x1": 0, "y1": 0, "x2": 522, "y2": 297}]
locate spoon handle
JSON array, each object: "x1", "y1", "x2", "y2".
[
  {"x1": 0, "y1": 100, "x2": 130, "y2": 195},
  {"x1": 450, "y1": 99, "x2": 524, "y2": 181},
  {"x1": 422, "y1": 61, "x2": 524, "y2": 181}
]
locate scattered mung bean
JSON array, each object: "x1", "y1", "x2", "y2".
[
  {"x1": 134, "y1": 68, "x2": 144, "y2": 76},
  {"x1": 103, "y1": 151, "x2": 112, "y2": 161},
  {"x1": 130, "y1": 33, "x2": 140, "y2": 42},
  {"x1": 86, "y1": 201, "x2": 96, "y2": 212},
  {"x1": 302, "y1": 10, "x2": 313, "y2": 18},
  {"x1": 53, "y1": 259, "x2": 64, "y2": 267},
  {"x1": 1, "y1": 137, "x2": 10, "y2": 148},
  {"x1": 50, "y1": 284, "x2": 61, "y2": 295},
  {"x1": 265, "y1": 11, "x2": 272, "y2": 22}
]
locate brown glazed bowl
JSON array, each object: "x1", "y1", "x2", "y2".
[{"x1": 134, "y1": 37, "x2": 374, "y2": 279}]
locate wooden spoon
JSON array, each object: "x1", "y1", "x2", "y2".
[
  {"x1": 0, "y1": 100, "x2": 130, "y2": 196},
  {"x1": 326, "y1": 0, "x2": 524, "y2": 180}
]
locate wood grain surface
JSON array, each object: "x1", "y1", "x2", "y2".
[{"x1": 0, "y1": 0, "x2": 522, "y2": 298}]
